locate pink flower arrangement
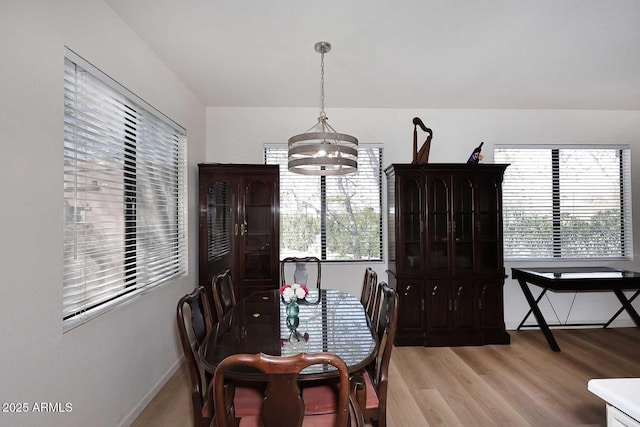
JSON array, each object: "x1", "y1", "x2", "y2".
[{"x1": 279, "y1": 283, "x2": 309, "y2": 303}]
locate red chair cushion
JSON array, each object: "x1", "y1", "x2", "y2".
[
  {"x1": 201, "y1": 399, "x2": 211, "y2": 418},
  {"x1": 234, "y1": 385, "x2": 264, "y2": 417},
  {"x1": 302, "y1": 370, "x2": 379, "y2": 415},
  {"x1": 239, "y1": 413, "x2": 337, "y2": 427},
  {"x1": 204, "y1": 385, "x2": 263, "y2": 419}
]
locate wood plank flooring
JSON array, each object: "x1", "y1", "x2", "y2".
[{"x1": 132, "y1": 328, "x2": 640, "y2": 427}]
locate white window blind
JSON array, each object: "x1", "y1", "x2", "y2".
[
  {"x1": 494, "y1": 145, "x2": 632, "y2": 260},
  {"x1": 63, "y1": 48, "x2": 187, "y2": 331},
  {"x1": 265, "y1": 144, "x2": 383, "y2": 261}
]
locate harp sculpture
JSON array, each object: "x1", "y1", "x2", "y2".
[{"x1": 412, "y1": 117, "x2": 433, "y2": 164}]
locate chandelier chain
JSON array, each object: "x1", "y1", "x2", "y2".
[{"x1": 320, "y1": 50, "x2": 326, "y2": 119}]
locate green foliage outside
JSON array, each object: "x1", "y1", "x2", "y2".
[
  {"x1": 504, "y1": 209, "x2": 623, "y2": 258},
  {"x1": 281, "y1": 206, "x2": 381, "y2": 260},
  {"x1": 326, "y1": 206, "x2": 381, "y2": 259},
  {"x1": 281, "y1": 212, "x2": 320, "y2": 253}
]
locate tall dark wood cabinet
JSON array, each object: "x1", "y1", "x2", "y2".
[
  {"x1": 198, "y1": 164, "x2": 280, "y2": 301},
  {"x1": 385, "y1": 163, "x2": 510, "y2": 347}
]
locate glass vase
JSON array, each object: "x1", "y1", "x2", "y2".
[
  {"x1": 286, "y1": 300, "x2": 299, "y2": 330},
  {"x1": 286, "y1": 299, "x2": 299, "y2": 317}
]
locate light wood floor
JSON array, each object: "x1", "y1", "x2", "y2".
[{"x1": 131, "y1": 328, "x2": 640, "y2": 427}]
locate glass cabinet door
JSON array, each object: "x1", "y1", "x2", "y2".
[
  {"x1": 426, "y1": 176, "x2": 451, "y2": 272},
  {"x1": 476, "y1": 177, "x2": 501, "y2": 270},
  {"x1": 452, "y1": 176, "x2": 475, "y2": 272},
  {"x1": 242, "y1": 179, "x2": 275, "y2": 281},
  {"x1": 205, "y1": 180, "x2": 236, "y2": 285},
  {"x1": 399, "y1": 176, "x2": 423, "y2": 272}
]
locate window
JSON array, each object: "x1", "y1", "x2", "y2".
[
  {"x1": 265, "y1": 144, "x2": 383, "y2": 261},
  {"x1": 494, "y1": 145, "x2": 632, "y2": 260},
  {"x1": 63, "y1": 48, "x2": 187, "y2": 331}
]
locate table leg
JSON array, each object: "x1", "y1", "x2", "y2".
[
  {"x1": 613, "y1": 289, "x2": 640, "y2": 327},
  {"x1": 516, "y1": 279, "x2": 560, "y2": 351},
  {"x1": 604, "y1": 289, "x2": 640, "y2": 328},
  {"x1": 517, "y1": 288, "x2": 548, "y2": 330}
]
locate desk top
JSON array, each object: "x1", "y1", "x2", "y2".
[
  {"x1": 512, "y1": 267, "x2": 640, "y2": 291},
  {"x1": 199, "y1": 289, "x2": 377, "y2": 380}
]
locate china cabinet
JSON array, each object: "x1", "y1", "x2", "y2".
[
  {"x1": 198, "y1": 164, "x2": 279, "y2": 301},
  {"x1": 385, "y1": 163, "x2": 510, "y2": 346}
]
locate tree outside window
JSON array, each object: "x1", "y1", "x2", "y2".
[{"x1": 265, "y1": 145, "x2": 383, "y2": 261}]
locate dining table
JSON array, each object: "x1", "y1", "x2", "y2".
[{"x1": 198, "y1": 288, "x2": 378, "y2": 381}]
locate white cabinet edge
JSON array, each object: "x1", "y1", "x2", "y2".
[{"x1": 588, "y1": 378, "x2": 640, "y2": 423}]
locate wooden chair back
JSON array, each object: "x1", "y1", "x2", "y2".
[
  {"x1": 212, "y1": 269, "x2": 237, "y2": 321},
  {"x1": 280, "y1": 256, "x2": 322, "y2": 290},
  {"x1": 366, "y1": 282, "x2": 398, "y2": 427},
  {"x1": 212, "y1": 352, "x2": 356, "y2": 427},
  {"x1": 177, "y1": 286, "x2": 213, "y2": 427},
  {"x1": 360, "y1": 268, "x2": 378, "y2": 323}
]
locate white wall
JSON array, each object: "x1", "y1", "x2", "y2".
[
  {"x1": 2, "y1": 0, "x2": 635, "y2": 422},
  {"x1": 0, "y1": 1, "x2": 205, "y2": 426},
  {"x1": 207, "y1": 107, "x2": 640, "y2": 328}
]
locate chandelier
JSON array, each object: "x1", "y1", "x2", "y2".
[{"x1": 288, "y1": 41, "x2": 358, "y2": 175}]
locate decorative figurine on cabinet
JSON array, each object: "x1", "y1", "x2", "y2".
[
  {"x1": 412, "y1": 117, "x2": 433, "y2": 164},
  {"x1": 467, "y1": 141, "x2": 484, "y2": 164}
]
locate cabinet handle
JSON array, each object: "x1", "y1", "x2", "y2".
[
  {"x1": 448, "y1": 299, "x2": 453, "y2": 311},
  {"x1": 235, "y1": 223, "x2": 238, "y2": 236},
  {"x1": 421, "y1": 299, "x2": 425, "y2": 311},
  {"x1": 431, "y1": 285, "x2": 437, "y2": 296},
  {"x1": 404, "y1": 284, "x2": 411, "y2": 297}
]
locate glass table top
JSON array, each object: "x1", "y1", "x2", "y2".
[
  {"x1": 515, "y1": 267, "x2": 640, "y2": 281},
  {"x1": 199, "y1": 288, "x2": 377, "y2": 379}
]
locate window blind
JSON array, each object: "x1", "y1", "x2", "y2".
[
  {"x1": 63, "y1": 48, "x2": 187, "y2": 331},
  {"x1": 494, "y1": 145, "x2": 632, "y2": 260},
  {"x1": 265, "y1": 144, "x2": 383, "y2": 261}
]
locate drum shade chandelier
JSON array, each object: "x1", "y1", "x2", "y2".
[{"x1": 288, "y1": 41, "x2": 358, "y2": 175}]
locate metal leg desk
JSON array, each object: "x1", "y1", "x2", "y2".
[{"x1": 512, "y1": 267, "x2": 640, "y2": 352}]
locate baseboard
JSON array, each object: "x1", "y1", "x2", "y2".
[
  {"x1": 505, "y1": 319, "x2": 637, "y2": 330},
  {"x1": 118, "y1": 355, "x2": 185, "y2": 427}
]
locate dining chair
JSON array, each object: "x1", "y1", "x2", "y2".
[
  {"x1": 210, "y1": 352, "x2": 365, "y2": 427},
  {"x1": 280, "y1": 256, "x2": 321, "y2": 290},
  {"x1": 211, "y1": 269, "x2": 237, "y2": 322},
  {"x1": 177, "y1": 286, "x2": 213, "y2": 427},
  {"x1": 303, "y1": 282, "x2": 398, "y2": 427},
  {"x1": 360, "y1": 267, "x2": 378, "y2": 323},
  {"x1": 369, "y1": 280, "x2": 384, "y2": 333},
  {"x1": 179, "y1": 286, "x2": 264, "y2": 426}
]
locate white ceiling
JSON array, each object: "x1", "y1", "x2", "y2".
[{"x1": 104, "y1": 0, "x2": 640, "y2": 110}]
